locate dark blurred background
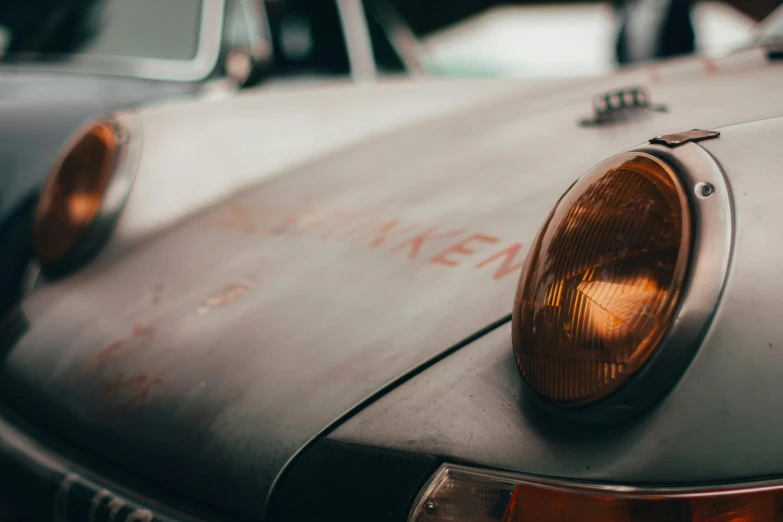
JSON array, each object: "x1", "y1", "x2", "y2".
[{"x1": 1, "y1": 0, "x2": 779, "y2": 79}]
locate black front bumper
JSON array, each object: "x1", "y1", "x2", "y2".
[{"x1": 0, "y1": 410, "x2": 203, "y2": 522}]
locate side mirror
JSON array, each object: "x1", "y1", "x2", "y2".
[{"x1": 225, "y1": 42, "x2": 272, "y2": 88}]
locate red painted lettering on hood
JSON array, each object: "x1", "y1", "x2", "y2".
[
  {"x1": 392, "y1": 226, "x2": 466, "y2": 258},
  {"x1": 207, "y1": 203, "x2": 527, "y2": 281}
]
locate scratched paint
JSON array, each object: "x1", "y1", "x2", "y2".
[
  {"x1": 91, "y1": 324, "x2": 155, "y2": 368},
  {"x1": 196, "y1": 279, "x2": 254, "y2": 316},
  {"x1": 87, "y1": 324, "x2": 162, "y2": 410},
  {"x1": 103, "y1": 371, "x2": 163, "y2": 409},
  {"x1": 207, "y1": 203, "x2": 526, "y2": 281}
]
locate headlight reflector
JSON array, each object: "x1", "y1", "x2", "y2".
[
  {"x1": 33, "y1": 121, "x2": 119, "y2": 265},
  {"x1": 512, "y1": 153, "x2": 691, "y2": 408}
]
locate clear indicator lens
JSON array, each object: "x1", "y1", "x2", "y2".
[{"x1": 410, "y1": 466, "x2": 783, "y2": 522}]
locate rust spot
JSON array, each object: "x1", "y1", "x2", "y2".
[
  {"x1": 217, "y1": 203, "x2": 257, "y2": 233},
  {"x1": 267, "y1": 205, "x2": 317, "y2": 236},
  {"x1": 702, "y1": 57, "x2": 719, "y2": 75},
  {"x1": 93, "y1": 341, "x2": 123, "y2": 366},
  {"x1": 649, "y1": 68, "x2": 661, "y2": 83},
  {"x1": 103, "y1": 371, "x2": 163, "y2": 409},
  {"x1": 197, "y1": 279, "x2": 253, "y2": 316},
  {"x1": 92, "y1": 323, "x2": 155, "y2": 367}
]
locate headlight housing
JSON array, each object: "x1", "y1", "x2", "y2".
[
  {"x1": 511, "y1": 140, "x2": 732, "y2": 423},
  {"x1": 32, "y1": 115, "x2": 140, "y2": 273},
  {"x1": 33, "y1": 121, "x2": 119, "y2": 265},
  {"x1": 512, "y1": 153, "x2": 691, "y2": 408}
]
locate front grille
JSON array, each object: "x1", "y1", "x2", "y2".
[{"x1": 0, "y1": 412, "x2": 201, "y2": 522}]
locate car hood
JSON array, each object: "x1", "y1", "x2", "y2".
[
  {"x1": 0, "y1": 67, "x2": 192, "y2": 102},
  {"x1": 2, "y1": 49, "x2": 782, "y2": 519},
  {"x1": 0, "y1": 69, "x2": 194, "y2": 220}
]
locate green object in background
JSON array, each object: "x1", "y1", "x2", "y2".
[{"x1": 425, "y1": 57, "x2": 513, "y2": 77}]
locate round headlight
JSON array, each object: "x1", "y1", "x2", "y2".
[
  {"x1": 33, "y1": 121, "x2": 119, "y2": 265},
  {"x1": 512, "y1": 153, "x2": 692, "y2": 408}
]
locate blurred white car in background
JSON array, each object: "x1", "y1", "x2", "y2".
[{"x1": 424, "y1": 1, "x2": 756, "y2": 77}]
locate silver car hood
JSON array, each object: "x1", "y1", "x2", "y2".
[{"x1": 2, "y1": 48, "x2": 782, "y2": 520}]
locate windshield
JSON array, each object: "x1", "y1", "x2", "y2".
[{"x1": 0, "y1": 0, "x2": 203, "y2": 62}]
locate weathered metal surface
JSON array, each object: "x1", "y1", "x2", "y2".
[
  {"x1": 0, "y1": 74, "x2": 196, "y2": 314},
  {"x1": 650, "y1": 129, "x2": 721, "y2": 147},
  {"x1": 334, "y1": 118, "x2": 783, "y2": 485},
  {"x1": 1, "y1": 50, "x2": 782, "y2": 520},
  {"x1": 108, "y1": 77, "x2": 534, "y2": 248}
]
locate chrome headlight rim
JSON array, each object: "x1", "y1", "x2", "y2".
[
  {"x1": 33, "y1": 113, "x2": 142, "y2": 278},
  {"x1": 513, "y1": 140, "x2": 734, "y2": 426}
]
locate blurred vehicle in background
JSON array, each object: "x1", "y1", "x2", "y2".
[
  {"x1": 423, "y1": 1, "x2": 756, "y2": 77},
  {"x1": 614, "y1": 0, "x2": 696, "y2": 65},
  {"x1": 0, "y1": 0, "x2": 425, "y2": 313}
]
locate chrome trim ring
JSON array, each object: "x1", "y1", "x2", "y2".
[{"x1": 521, "y1": 140, "x2": 734, "y2": 425}]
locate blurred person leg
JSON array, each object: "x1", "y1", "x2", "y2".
[{"x1": 615, "y1": 0, "x2": 695, "y2": 65}]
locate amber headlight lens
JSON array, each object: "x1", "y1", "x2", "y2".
[
  {"x1": 33, "y1": 121, "x2": 118, "y2": 265},
  {"x1": 512, "y1": 153, "x2": 691, "y2": 408}
]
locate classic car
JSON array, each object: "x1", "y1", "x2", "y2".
[
  {"x1": 0, "y1": 0, "x2": 425, "y2": 313},
  {"x1": 3, "y1": 3, "x2": 783, "y2": 522}
]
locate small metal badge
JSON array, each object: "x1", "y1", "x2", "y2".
[
  {"x1": 580, "y1": 87, "x2": 667, "y2": 126},
  {"x1": 649, "y1": 129, "x2": 720, "y2": 147}
]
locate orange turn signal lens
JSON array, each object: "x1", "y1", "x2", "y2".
[
  {"x1": 504, "y1": 485, "x2": 781, "y2": 522},
  {"x1": 512, "y1": 153, "x2": 691, "y2": 407},
  {"x1": 33, "y1": 121, "x2": 118, "y2": 265},
  {"x1": 410, "y1": 465, "x2": 783, "y2": 522}
]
